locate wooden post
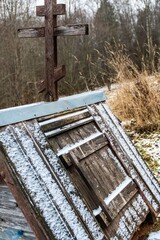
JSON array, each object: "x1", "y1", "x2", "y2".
[
  {"x1": 45, "y1": 0, "x2": 55, "y2": 101},
  {"x1": 18, "y1": 1, "x2": 89, "y2": 102}
]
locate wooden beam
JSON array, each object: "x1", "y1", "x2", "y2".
[
  {"x1": 53, "y1": 0, "x2": 58, "y2": 100},
  {"x1": 44, "y1": 0, "x2": 55, "y2": 100},
  {"x1": 55, "y1": 24, "x2": 89, "y2": 36},
  {"x1": 0, "y1": 147, "x2": 51, "y2": 240},
  {"x1": 18, "y1": 24, "x2": 89, "y2": 38},
  {"x1": 18, "y1": 27, "x2": 45, "y2": 38},
  {"x1": 36, "y1": 4, "x2": 66, "y2": 16},
  {"x1": 69, "y1": 151, "x2": 113, "y2": 222},
  {"x1": 38, "y1": 65, "x2": 66, "y2": 93}
]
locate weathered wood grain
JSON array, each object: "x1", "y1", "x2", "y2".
[
  {"x1": 44, "y1": 0, "x2": 55, "y2": 100},
  {"x1": 45, "y1": 116, "x2": 94, "y2": 138},
  {"x1": 0, "y1": 184, "x2": 35, "y2": 239},
  {"x1": 106, "y1": 180, "x2": 137, "y2": 219},
  {"x1": 52, "y1": 124, "x2": 128, "y2": 221},
  {"x1": 88, "y1": 104, "x2": 159, "y2": 216},
  {"x1": 58, "y1": 133, "x2": 108, "y2": 166},
  {"x1": 37, "y1": 65, "x2": 66, "y2": 93},
  {"x1": 70, "y1": 150, "x2": 113, "y2": 222},
  {"x1": 48, "y1": 128, "x2": 112, "y2": 221},
  {"x1": 69, "y1": 165, "x2": 110, "y2": 223},
  {"x1": 49, "y1": 113, "x2": 143, "y2": 224},
  {"x1": 102, "y1": 103, "x2": 160, "y2": 204},
  {"x1": 106, "y1": 193, "x2": 149, "y2": 239},
  {"x1": 53, "y1": 1, "x2": 58, "y2": 101},
  {"x1": 1, "y1": 99, "x2": 159, "y2": 240},
  {"x1": 39, "y1": 108, "x2": 90, "y2": 132},
  {"x1": 18, "y1": 27, "x2": 45, "y2": 38},
  {"x1": 36, "y1": 4, "x2": 66, "y2": 16},
  {"x1": 18, "y1": 24, "x2": 89, "y2": 38},
  {"x1": 0, "y1": 148, "x2": 52, "y2": 240},
  {"x1": 55, "y1": 24, "x2": 89, "y2": 36},
  {"x1": 25, "y1": 121, "x2": 105, "y2": 239}
]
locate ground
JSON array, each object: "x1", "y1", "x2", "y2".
[{"x1": 131, "y1": 131, "x2": 160, "y2": 182}]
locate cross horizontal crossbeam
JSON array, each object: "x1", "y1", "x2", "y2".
[{"x1": 18, "y1": 24, "x2": 89, "y2": 38}]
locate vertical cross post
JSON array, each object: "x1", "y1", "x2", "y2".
[
  {"x1": 18, "y1": 1, "x2": 89, "y2": 102},
  {"x1": 45, "y1": 0, "x2": 57, "y2": 101}
]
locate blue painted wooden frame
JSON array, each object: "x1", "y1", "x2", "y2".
[{"x1": 0, "y1": 91, "x2": 106, "y2": 127}]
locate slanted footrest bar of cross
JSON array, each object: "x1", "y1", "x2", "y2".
[
  {"x1": 36, "y1": 4, "x2": 66, "y2": 16},
  {"x1": 18, "y1": 24, "x2": 89, "y2": 38},
  {"x1": 38, "y1": 65, "x2": 66, "y2": 93}
]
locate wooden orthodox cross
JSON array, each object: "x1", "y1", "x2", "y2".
[{"x1": 18, "y1": 0, "x2": 89, "y2": 101}]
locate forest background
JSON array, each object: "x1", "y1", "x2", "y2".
[{"x1": 0, "y1": 0, "x2": 160, "y2": 131}]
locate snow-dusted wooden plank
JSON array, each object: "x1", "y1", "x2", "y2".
[
  {"x1": 39, "y1": 108, "x2": 89, "y2": 127},
  {"x1": 62, "y1": 145, "x2": 113, "y2": 222},
  {"x1": 0, "y1": 90, "x2": 106, "y2": 127},
  {"x1": 92, "y1": 177, "x2": 137, "y2": 219},
  {"x1": 88, "y1": 104, "x2": 159, "y2": 215},
  {"x1": 57, "y1": 132, "x2": 103, "y2": 156},
  {"x1": 104, "y1": 177, "x2": 132, "y2": 205},
  {"x1": 97, "y1": 103, "x2": 160, "y2": 208},
  {"x1": 0, "y1": 155, "x2": 46, "y2": 239},
  {"x1": 60, "y1": 134, "x2": 108, "y2": 167},
  {"x1": 27, "y1": 121, "x2": 105, "y2": 239},
  {"x1": 108, "y1": 194, "x2": 149, "y2": 240},
  {"x1": 0, "y1": 125, "x2": 92, "y2": 240},
  {"x1": 0, "y1": 122, "x2": 105, "y2": 240},
  {"x1": 55, "y1": 121, "x2": 138, "y2": 220},
  {"x1": 101, "y1": 103, "x2": 160, "y2": 202},
  {"x1": 45, "y1": 116, "x2": 94, "y2": 138}
]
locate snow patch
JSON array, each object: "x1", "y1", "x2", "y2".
[{"x1": 147, "y1": 230, "x2": 160, "y2": 240}]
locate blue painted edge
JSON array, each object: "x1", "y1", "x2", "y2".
[{"x1": 0, "y1": 90, "x2": 106, "y2": 127}]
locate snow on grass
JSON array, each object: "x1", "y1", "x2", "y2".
[
  {"x1": 132, "y1": 132, "x2": 160, "y2": 182},
  {"x1": 147, "y1": 230, "x2": 160, "y2": 240}
]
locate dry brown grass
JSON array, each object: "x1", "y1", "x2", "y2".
[{"x1": 105, "y1": 43, "x2": 160, "y2": 132}]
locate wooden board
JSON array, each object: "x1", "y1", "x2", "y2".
[
  {"x1": 18, "y1": 24, "x2": 89, "y2": 38},
  {"x1": 0, "y1": 184, "x2": 35, "y2": 240}
]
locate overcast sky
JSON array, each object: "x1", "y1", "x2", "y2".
[
  {"x1": 35, "y1": 0, "x2": 99, "y2": 15},
  {"x1": 35, "y1": 0, "x2": 144, "y2": 13}
]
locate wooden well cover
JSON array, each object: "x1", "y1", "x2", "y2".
[{"x1": 0, "y1": 91, "x2": 160, "y2": 240}]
